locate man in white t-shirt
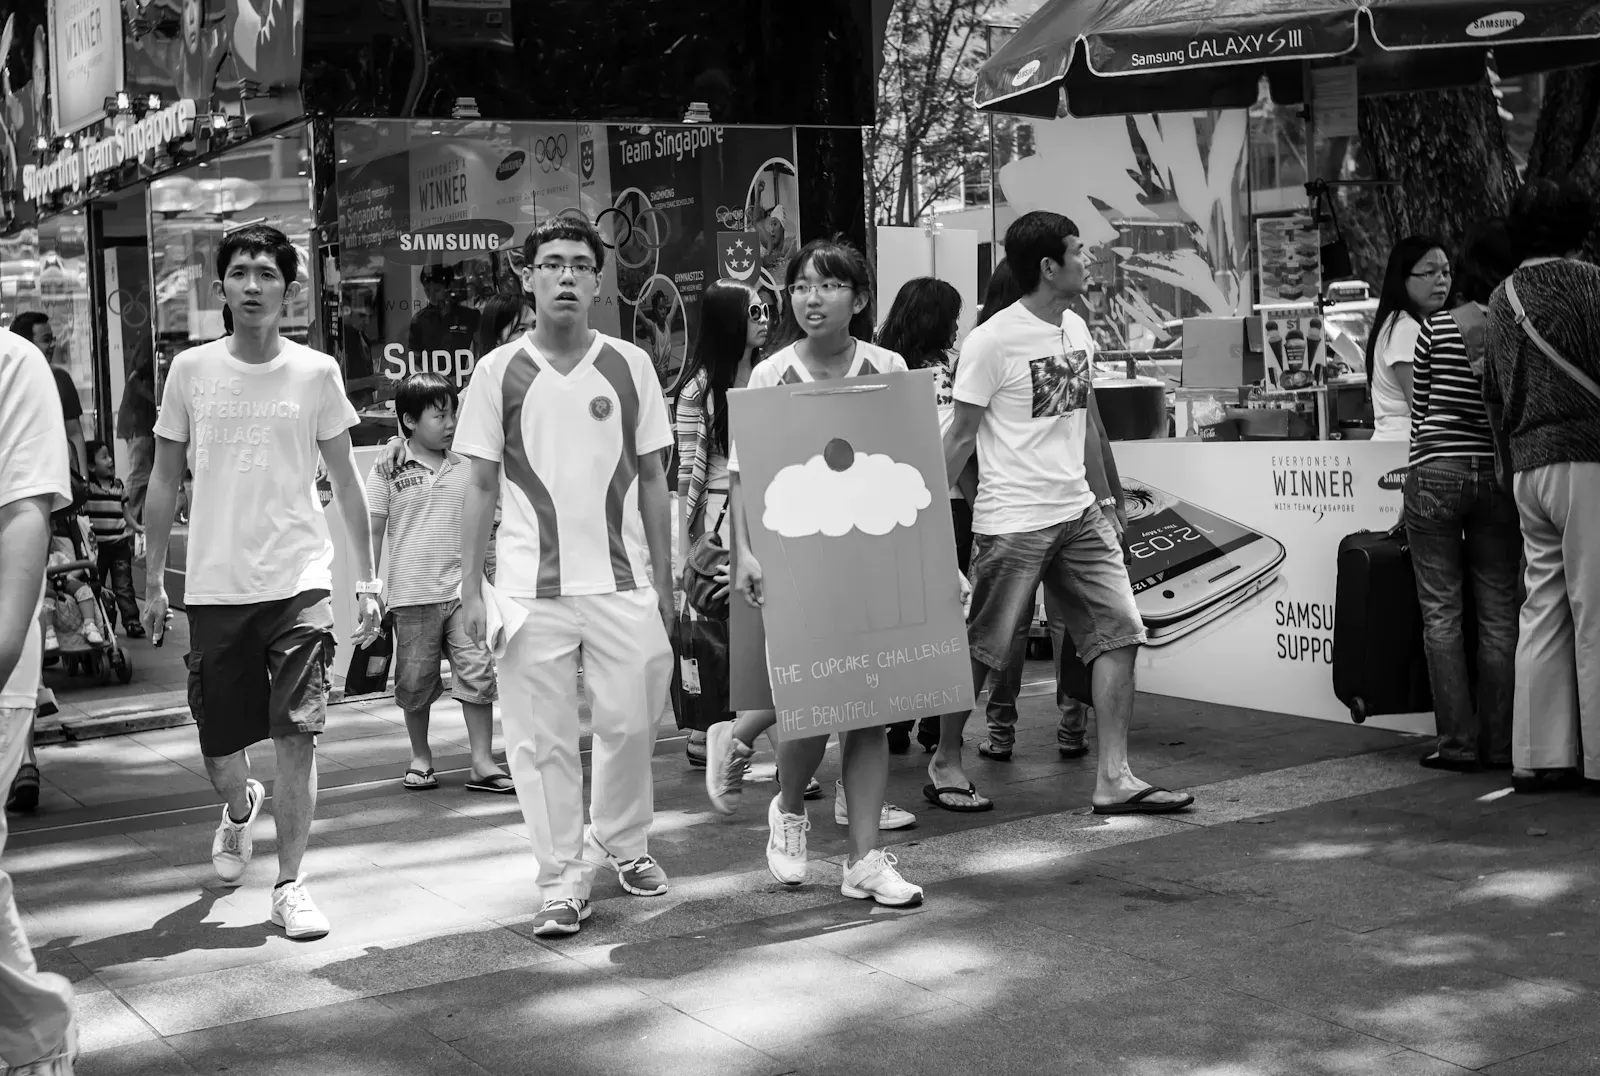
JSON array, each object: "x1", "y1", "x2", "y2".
[
  {"x1": 935, "y1": 211, "x2": 1195, "y2": 817},
  {"x1": 142, "y1": 225, "x2": 384, "y2": 942},
  {"x1": 0, "y1": 329, "x2": 78, "y2": 1073},
  {"x1": 455, "y1": 217, "x2": 675, "y2": 938}
]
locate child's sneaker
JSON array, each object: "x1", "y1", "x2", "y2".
[
  {"x1": 841, "y1": 848, "x2": 923, "y2": 907},
  {"x1": 270, "y1": 878, "x2": 331, "y2": 940},
  {"x1": 833, "y1": 780, "x2": 917, "y2": 830},
  {"x1": 212, "y1": 779, "x2": 264, "y2": 883},
  {"x1": 765, "y1": 795, "x2": 809, "y2": 885},
  {"x1": 81, "y1": 622, "x2": 104, "y2": 646},
  {"x1": 43, "y1": 626, "x2": 59, "y2": 653},
  {"x1": 705, "y1": 722, "x2": 751, "y2": 815}
]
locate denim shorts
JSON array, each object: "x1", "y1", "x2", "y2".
[
  {"x1": 392, "y1": 598, "x2": 498, "y2": 711},
  {"x1": 967, "y1": 509, "x2": 1146, "y2": 670},
  {"x1": 186, "y1": 590, "x2": 335, "y2": 758}
]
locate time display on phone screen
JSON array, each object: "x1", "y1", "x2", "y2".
[{"x1": 1127, "y1": 505, "x2": 1258, "y2": 593}]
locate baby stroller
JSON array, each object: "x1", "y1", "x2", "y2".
[{"x1": 43, "y1": 511, "x2": 133, "y2": 686}]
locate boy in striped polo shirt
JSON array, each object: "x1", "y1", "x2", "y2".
[
  {"x1": 85, "y1": 440, "x2": 144, "y2": 637},
  {"x1": 456, "y1": 218, "x2": 675, "y2": 936},
  {"x1": 367, "y1": 373, "x2": 511, "y2": 795}
]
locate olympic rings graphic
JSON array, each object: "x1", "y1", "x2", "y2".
[
  {"x1": 533, "y1": 135, "x2": 568, "y2": 173},
  {"x1": 557, "y1": 203, "x2": 673, "y2": 262},
  {"x1": 106, "y1": 288, "x2": 150, "y2": 329},
  {"x1": 713, "y1": 205, "x2": 748, "y2": 230}
]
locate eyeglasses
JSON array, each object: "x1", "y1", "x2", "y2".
[
  {"x1": 1409, "y1": 267, "x2": 1452, "y2": 282},
  {"x1": 747, "y1": 303, "x2": 771, "y2": 322},
  {"x1": 532, "y1": 262, "x2": 598, "y2": 279},
  {"x1": 788, "y1": 281, "x2": 852, "y2": 299}
]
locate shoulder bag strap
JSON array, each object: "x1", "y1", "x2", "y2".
[{"x1": 1505, "y1": 276, "x2": 1600, "y2": 403}]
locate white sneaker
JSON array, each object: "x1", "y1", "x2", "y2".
[
  {"x1": 211, "y1": 778, "x2": 264, "y2": 883},
  {"x1": 270, "y1": 878, "x2": 331, "y2": 940},
  {"x1": 705, "y1": 722, "x2": 750, "y2": 816},
  {"x1": 765, "y1": 794, "x2": 809, "y2": 885},
  {"x1": 834, "y1": 780, "x2": 917, "y2": 830},
  {"x1": 81, "y1": 622, "x2": 104, "y2": 645},
  {"x1": 842, "y1": 848, "x2": 923, "y2": 907},
  {"x1": 43, "y1": 627, "x2": 59, "y2": 654}
]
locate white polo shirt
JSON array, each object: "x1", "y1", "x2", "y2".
[{"x1": 454, "y1": 331, "x2": 673, "y2": 599}]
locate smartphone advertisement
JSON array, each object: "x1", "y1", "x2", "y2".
[{"x1": 1107, "y1": 440, "x2": 1427, "y2": 732}]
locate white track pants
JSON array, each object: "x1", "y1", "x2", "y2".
[{"x1": 499, "y1": 591, "x2": 673, "y2": 901}]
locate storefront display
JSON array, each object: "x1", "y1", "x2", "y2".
[{"x1": 332, "y1": 118, "x2": 800, "y2": 442}]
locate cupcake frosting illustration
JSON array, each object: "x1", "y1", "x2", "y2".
[{"x1": 762, "y1": 437, "x2": 932, "y2": 639}]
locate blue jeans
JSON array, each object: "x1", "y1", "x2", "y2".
[
  {"x1": 984, "y1": 590, "x2": 1090, "y2": 751},
  {"x1": 1404, "y1": 458, "x2": 1520, "y2": 763}
]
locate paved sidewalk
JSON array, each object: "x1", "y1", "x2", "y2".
[{"x1": 7, "y1": 677, "x2": 1598, "y2": 1075}]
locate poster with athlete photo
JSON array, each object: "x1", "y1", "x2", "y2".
[{"x1": 727, "y1": 370, "x2": 973, "y2": 739}]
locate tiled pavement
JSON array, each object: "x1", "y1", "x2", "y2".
[{"x1": 7, "y1": 675, "x2": 1599, "y2": 1075}]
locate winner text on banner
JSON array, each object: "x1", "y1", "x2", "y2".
[{"x1": 727, "y1": 370, "x2": 973, "y2": 740}]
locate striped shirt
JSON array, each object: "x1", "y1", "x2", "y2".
[
  {"x1": 674, "y1": 369, "x2": 718, "y2": 537},
  {"x1": 85, "y1": 477, "x2": 129, "y2": 543},
  {"x1": 454, "y1": 332, "x2": 673, "y2": 599},
  {"x1": 367, "y1": 445, "x2": 472, "y2": 608},
  {"x1": 1410, "y1": 308, "x2": 1495, "y2": 468}
]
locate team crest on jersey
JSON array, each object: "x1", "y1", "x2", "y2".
[{"x1": 589, "y1": 395, "x2": 614, "y2": 420}]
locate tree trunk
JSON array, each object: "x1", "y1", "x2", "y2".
[
  {"x1": 1356, "y1": 83, "x2": 1518, "y2": 263},
  {"x1": 1525, "y1": 66, "x2": 1600, "y2": 254}
]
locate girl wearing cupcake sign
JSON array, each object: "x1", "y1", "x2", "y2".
[{"x1": 704, "y1": 237, "x2": 932, "y2": 907}]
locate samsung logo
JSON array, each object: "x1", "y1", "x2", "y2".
[
  {"x1": 1377, "y1": 468, "x2": 1408, "y2": 491},
  {"x1": 1466, "y1": 11, "x2": 1524, "y2": 37},
  {"x1": 1012, "y1": 59, "x2": 1041, "y2": 87},
  {"x1": 496, "y1": 150, "x2": 526, "y2": 181},
  {"x1": 387, "y1": 219, "x2": 515, "y2": 264}
]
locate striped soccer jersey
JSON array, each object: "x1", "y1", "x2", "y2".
[{"x1": 454, "y1": 332, "x2": 673, "y2": 599}]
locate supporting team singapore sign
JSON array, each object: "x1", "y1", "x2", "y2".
[{"x1": 22, "y1": 99, "x2": 197, "y2": 203}]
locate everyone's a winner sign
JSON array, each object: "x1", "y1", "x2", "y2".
[{"x1": 728, "y1": 370, "x2": 973, "y2": 740}]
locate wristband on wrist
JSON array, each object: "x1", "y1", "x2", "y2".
[
  {"x1": 355, "y1": 579, "x2": 383, "y2": 597},
  {"x1": 1097, "y1": 497, "x2": 1117, "y2": 509}
]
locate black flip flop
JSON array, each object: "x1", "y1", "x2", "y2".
[
  {"x1": 465, "y1": 773, "x2": 516, "y2": 794},
  {"x1": 923, "y1": 782, "x2": 994, "y2": 813},
  {"x1": 1091, "y1": 787, "x2": 1194, "y2": 815},
  {"x1": 7, "y1": 763, "x2": 40, "y2": 811},
  {"x1": 402, "y1": 767, "x2": 438, "y2": 791}
]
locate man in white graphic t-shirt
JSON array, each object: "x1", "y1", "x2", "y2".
[
  {"x1": 143, "y1": 225, "x2": 384, "y2": 942},
  {"x1": 934, "y1": 211, "x2": 1195, "y2": 818},
  {"x1": 0, "y1": 327, "x2": 79, "y2": 1074},
  {"x1": 455, "y1": 217, "x2": 675, "y2": 938}
]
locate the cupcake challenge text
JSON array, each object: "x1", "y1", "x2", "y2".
[{"x1": 772, "y1": 636, "x2": 967, "y2": 734}]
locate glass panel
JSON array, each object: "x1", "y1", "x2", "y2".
[
  {"x1": 148, "y1": 124, "x2": 317, "y2": 399},
  {"x1": 332, "y1": 118, "x2": 801, "y2": 445},
  {"x1": 0, "y1": 212, "x2": 97, "y2": 431}
]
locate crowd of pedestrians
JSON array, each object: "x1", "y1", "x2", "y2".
[
  {"x1": 3, "y1": 171, "x2": 1599, "y2": 1072},
  {"x1": 1376, "y1": 177, "x2": 1600, "y2": 791}
]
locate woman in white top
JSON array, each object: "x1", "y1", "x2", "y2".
[
  {"x1": 703, "y1": 236, "x2": 925, "y2": 908},
  {"x1": 1366, "y1": 236, "x2": 1453, "y2": 442}
]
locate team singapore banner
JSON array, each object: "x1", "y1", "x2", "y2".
[
  {"x1": 1101, "y1": 439, "x2": 1427, "y2": 733},
  {"x1": 333, "y1": 121, "x2": 799, "y2": 440}
]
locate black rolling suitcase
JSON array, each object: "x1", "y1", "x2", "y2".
[{"x1": 1332, "y1": 524, "x2": 1433, "y2": 723}]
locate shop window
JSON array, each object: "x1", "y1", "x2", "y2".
[
  {"x1": 0, "y1": 213, "x2": 97, "y2": 428},
  {"x1": 332, "y1": 118, "x2": 803, "y2": 446},
  {"x1": 148, "y1": 125, "x2": 318, "y2": 401}
]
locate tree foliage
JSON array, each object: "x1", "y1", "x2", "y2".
[{"x1": 867, "y1": 0, "x2": 997, "y2": 229}]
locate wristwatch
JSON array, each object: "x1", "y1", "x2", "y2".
[{"x1": 355, "y1": 579, "x2": 383, "y2": 597}]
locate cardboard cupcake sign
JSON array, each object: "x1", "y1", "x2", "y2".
[
  {"x1": 762, "y1": 437, "x2": 933, "y2": 638},
  {"x1": 727, "y1": 370, "x2": 973, "y2": 740}
]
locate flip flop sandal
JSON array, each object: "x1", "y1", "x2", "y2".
[
  {"x1": 465, "y1": 773, "x2": 516, "y2": 794},
  {"x1": 7, "y1": 763, "x2": 40, "y2": 811},
  {"x1": 402, "y1": 767, "x2": 439, "y2": 791},
  {"x1": 976, "y1": 740, "x2": 1012, "y2": 762},
  {"x1": 922, "y1": 782, "x2": 994, "y2": 813},
  {"x1": 1091, "y1": 787, "x2": 1194, "y2": 815}
]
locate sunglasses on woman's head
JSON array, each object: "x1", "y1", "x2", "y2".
[{"x1": 748, "y1": 303, "x2": 771, "y2": 322}]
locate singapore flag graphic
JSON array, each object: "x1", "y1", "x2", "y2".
[{"x1": 717, "y1": 230, "x2": 761, "y2": 282}]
